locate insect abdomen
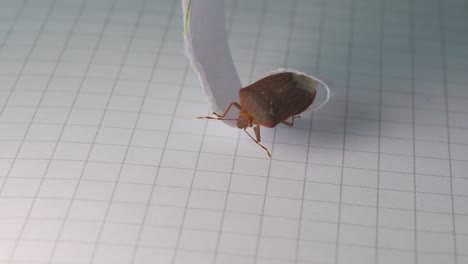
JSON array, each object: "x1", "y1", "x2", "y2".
[{"x1": 239, "y1": 72, "x2": 317, "y2": 128}]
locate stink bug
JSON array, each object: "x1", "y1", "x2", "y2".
[{"x1": 198, "y1": 71, "x2": 319, "y2": 157}]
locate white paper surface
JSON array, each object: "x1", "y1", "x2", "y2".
[
  {"x1": 182, "y1": 0, "x2": 242, "y2": 123},
  {"x1": 0, "y1": 0, "x2": 467, "y2": 263}
]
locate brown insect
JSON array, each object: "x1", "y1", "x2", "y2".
[{"x1": 198, "y1": 71, "x2": 318, "y2": 157}]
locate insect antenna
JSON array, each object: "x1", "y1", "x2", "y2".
[
  {"x1": 243, "y1": 128, "x2": 272, "y2": 158},
  {"x1": 196, "y1": 116, "x2": 238, "y2": 121}
]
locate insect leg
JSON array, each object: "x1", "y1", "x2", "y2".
[
  {"x1": 244, "y1": 128, "x2": 271, "y2": 158},
  {"x1": 281, "y1": 115, "x2": 301, "y2": 127},
  {"x1": 253, "y1": 124, "x2": 261, "y2": 142},
  {"x1": 281, "y1": 120, "x2": 293, "y2": 127},
  {"x1": 197, "y1": 102, "x2": 241, "y2": 120},
  {"x1": 216, "y1": 102, "x2": 241, "y2": 118}
]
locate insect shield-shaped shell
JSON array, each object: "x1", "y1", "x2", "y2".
[
  {"x1": 239, "y1": 71, "x2": 318, "y2": 128},
  {"x1": 197, "y1": 71, "x2": 322, "y2": 158}
]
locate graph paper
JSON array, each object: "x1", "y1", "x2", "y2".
[{"x1": 0, "y1": 0, "x2": 467, "y2": 263}]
